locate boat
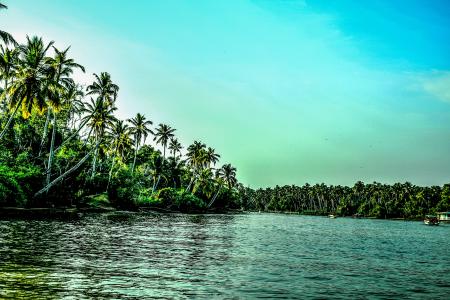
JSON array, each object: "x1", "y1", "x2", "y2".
[
  {"x1": 437, "y1": 211, "x2": 450, "y2": 223},
  {"x1": 328, "y1": 214, "x2": 337, "y2": 219},
  {"x1": 424, "y1": 215, "x2": 439, "y2": 226}
]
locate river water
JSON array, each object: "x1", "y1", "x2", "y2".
[{"x1": 0, "y1": 213, "x2": 449, "y2": 299}]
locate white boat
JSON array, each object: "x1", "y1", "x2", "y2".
[{"x1": 328, "y1": 214, "x2": 337, "y2": 219}]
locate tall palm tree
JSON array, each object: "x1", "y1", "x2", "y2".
[
  {"x1": 153, "y1": 123, "x2": 175, "y2": 159},
  {"x1": 42, "y1": 46, "x2": 85, "y2": 185},
  {"x1": 0, "y1": 3, "x2": 17, "y2": 46},
  {"x1": 82, "y1": 97, "x2": 118, "y2": 178},
  {"x1": 185, "y1": 140, "x2": 206, "y2": 191},
  {"x1": 153, "y1": 123, "x2": 175, "y2": 191},
  {"x1": 0, "y1": 36, "x2": 54, "y2": 140},
  {"x1": 205, "y1": 147, "x2": 220, "y2": 168},
  {"x1": 0, "y1": 45, "x2": 18, "y2": 96},
  {"x1": 106, "y1": 120, "x2": 131, "y2": 190},
  {"x1": 220, "y1": 163, "x2": 237, "y2": 190},
  {"x1": 64, "y1": 83, "x2": 85, "y2": 130},
  {"x1": 128, "y1": 113, "x2": 153, "y2": 174},
  {"x1": 208, "y1": 164, "x2": 237, "y2": 208},
  {"x1": 86, "y1": 72, "x2": 118, "y2": 107},
  {"x1": 168, "y1": 138, "x2": 182, "y2": 159}
]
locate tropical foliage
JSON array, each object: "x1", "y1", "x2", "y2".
[
  {"x1": 0, "y1": 4, "x2": 240, "y2": 212},
  {"x1": 239, "y1": 182, "x2": 450, "y2": 219}
]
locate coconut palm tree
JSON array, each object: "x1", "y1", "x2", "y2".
[
  {"x1": 207, "y1": 164, "x2": 236, "y2": 208},
  {"x1": 205, "y1": 147, "x2": 220, "y2": 168},
  {"x1": 153, "y1": 123, "x2": 175, "y2": 159},
  {"x1": 168, "y1": 138, "x2": 182, "y2": 159},
  {"x1": 128, "y1": 113, "x2": 153, "y2": 174},
  {"x1": 220, "y1": 163, "x2": 237, "y2": 190},
  {"x1": 82, "y1": 97, "x2": 118, "y2": 178},
  {"x1": 64, "y1": 83, "x2": 85, "y2": 130},
  {"x1": 106, "y1": 120, "x2": 131, "y2": 190},
  {"x1": 0, "y1": 3, "x2": 17, "y2": 46},
  {"x1": 185, "y1": 141, "x2": 206, "y2": 191},
  {"x1": 86, "y1": 72, "x2": 118, "y2": 107},
  {"x1": 153, "y1": 124, "x2": 175, "y2": 191},
  {"x1": 0, "y1": 36, "x2": 54, "y2": 140},
  {"x1": 41, "y1": 46, "x2": 85, "y2": 185}
]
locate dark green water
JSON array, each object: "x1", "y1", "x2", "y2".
[{"x1": 0, "y1": 213, "x2": 449, "y2": 299}]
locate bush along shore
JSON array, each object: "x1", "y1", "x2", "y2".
[{"x1": 0, "y1": 4, "x2": 448, "y2": 219}]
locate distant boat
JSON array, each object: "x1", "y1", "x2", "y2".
[
  {"x1": 437, "y1": 211, "x2": 450, "y2": 223},
  {"x1": 424, "y1": 215, "x2": 439, "y2": 226},
  {"x1": 328, "y1": 214, "x2": 337, "y2": 219}
]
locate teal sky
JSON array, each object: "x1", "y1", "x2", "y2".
[{"x1": 3, "y1": 0, "x2": 450, "y2": 187}]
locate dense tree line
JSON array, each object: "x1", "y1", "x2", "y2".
[
  {"x1": 0, "y1": 3, "x2": 240, "y2": 211},
  {"x1": 237, "y1": 182, "x2": 450, "y2": 219}
]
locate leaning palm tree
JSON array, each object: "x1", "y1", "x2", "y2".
[
  {"x1": 0, "y1": 36, "x2": 54, "y2": 140},
  {"x1": 106, "y1": 120, "x2": 131, "y2": 190},
  {"x1": 168, "y1": 138, "x2": 183, "y2": 159},
  {"x1": 208, "y1": 163, "x2": 237, "y2": 208},
  {"x1": 34, "y1": 96, "x2": 117, "y2": 196},
  {"x1": 0, "y1": 3, "x2": 17, "y2": 46},
  {"x1": 128, "y1": 113, "x2": 153, "y2": 174}
]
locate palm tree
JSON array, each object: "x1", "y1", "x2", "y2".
[
  {"x1": 185, "y1": 141, "x2": 206, "y2": 191},
  {"x1": 86, "y1": 72, "x2": 118, "y2": 107},
  {"x1": 0, "y1": 3, "x2": 17, "y2": 46},
  {"x1": 220, "y1": 163, "x2": 237, "y2": 190},
  {"x1": 153, "y1": 123, "x2": 175, "y2": 159},
  {"x1": 168, "y1": 138, "x2": 182, "y2": 159},
  {"x1": 42, "y1": 46, "x2": 85, "y2": 185},
  {"x1": 128, "y1": 113, "x2": 153, "y2": 174},
  {"x1": 64, "y1": 83, "x2": 85, "y2": 130},
  {"x1": 82, "y1": 97, "x2": 118, "y2": 178},
  {"x1": 106, "y1": 120, "x2": 131, "y2": 190},
  {"x1": 0, "y1": 36, "x2": 54, "y2": 140},
  {"x1": 0, "y1": 45, "x2": 18, "y2": 105},
  {"x1": 208, "y1": 164, "x2": 236, "y2": 208},
  {"x1": 205, "y1": 147, "x2": 220, "y2": 168},
  {"x1": 153, "y1": 123, "x2": 175, "y2": 191}
]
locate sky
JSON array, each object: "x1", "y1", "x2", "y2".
[{"x1": 2, "y1": 0, "x2": 450, "y2": 187}]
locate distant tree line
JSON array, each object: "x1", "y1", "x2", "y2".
[{"x1": 237, "y1": 182, "x2": 450, "y2": 219}]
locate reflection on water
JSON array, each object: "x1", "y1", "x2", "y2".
[{"x1": 1, "y1": 213, "x2": 449, "y2": 299}]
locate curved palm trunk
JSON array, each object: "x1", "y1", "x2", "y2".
[
  {"x1": 54, "y1": 117, "x2": 90, "y2": 153},
  {"x1": 45, "y1": 110, "x2": 57, "y2": 186},
  {"x1": 91, "y1": 145, "x2": 99, "y2": 179},
  {"x1": 131, "y1": 138, "x2": 139, "y2": 174},
  {"x1": 106, "y1": 155, "x2": 116, "y2": 191},
  {"x1": 207, "y1": 185, "x2": 222, "y2": 208},
  {"x1": 0, "y1": 98, "x2": 22, "y2": 140},
  {"x1": 154, "y1": 145, "x2": 166, "y2": 191},
  {"x1": 38, "y1": 109, "x2": 51, "y2": 157},
  {"x1": 35, "y1": 141, "x2": 101, "y2": 197}
]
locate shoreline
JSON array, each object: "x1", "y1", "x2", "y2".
[{"x1": 0, "y1": 206, "x2": 431, "y2": 222}]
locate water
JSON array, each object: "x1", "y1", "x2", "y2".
[{"x1": 0, "y1": 213, "x2": 449, "y2": 299}]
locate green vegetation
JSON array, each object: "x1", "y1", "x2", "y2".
[
  {"x1": 1, "y1": 3, "x2": 448, "y2": 219},
  {"x1": 239, "y1": 182, "x2": 450, "y2": 219},
  {"x1": 0, "y1": 3, "x2": 240, "y2": 212}
]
